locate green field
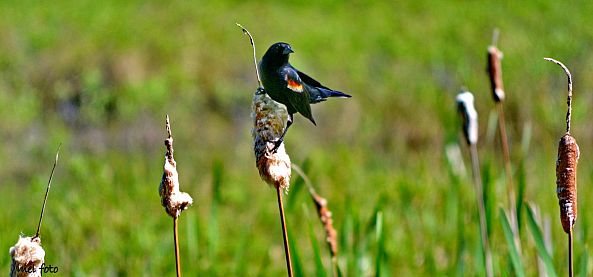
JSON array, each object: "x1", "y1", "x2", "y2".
[{"x1": 1, "y1": 1, "x2": 592, "y2": 275}]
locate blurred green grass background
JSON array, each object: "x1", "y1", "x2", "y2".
[{"x1": 1, "y1": 0, "x2": 592, "y2": 275}]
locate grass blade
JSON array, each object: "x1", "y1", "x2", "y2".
[
  {"x1": 375, "y1": 211, "x2": 385, "y2": 277},
  {"x1": 525, "y1": 204, "x2": 558, "y2": 277},
  {"x1": 499, "y1": 207, "x2": 525, "y2": 277},
  {"x1": 288, "y1": 231, "x2": 305, "y2": 277},
  {"x1": 516, "y1": 160, "x2": 526, "y2": 232}
]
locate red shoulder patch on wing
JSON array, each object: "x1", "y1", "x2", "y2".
[{"x1": 286, "y1": 79, "x2": 304, "y2": 93}]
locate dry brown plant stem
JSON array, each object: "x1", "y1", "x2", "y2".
[
  {"x1": 276, "y1": 187, "x2": 293, "y2": 277},
  {"x1": 544, "y1": 58, "x2": 573, "y2": 134},
  {"x1": 34, "y1": 144, "x2": 61, "y2": 239},
  {"x1": 496, "y1": 103, "x2": 517, "y2": 226},
  {"x1": 167, "y1": 117, "x2": 182, "y2": 277},
  {"x1": 568, "y1": 228, "x2": 573, "y2": 277},
  {"x1": 545, "y1": 57, "x2": 577, "y2": 277},
  {"x1": 236, "y1": 23, "x2": 262, "y2": 88},
  {"x1": 174, "y1": 217, "x2": 181, "y2": 277},
  {"x1": 470, "y1": 144, "x2": 493, "y2": 277}
]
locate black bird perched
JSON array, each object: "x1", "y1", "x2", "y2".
[{"x1": 259, "y1": 42, "x2": 351, "y2": 150}]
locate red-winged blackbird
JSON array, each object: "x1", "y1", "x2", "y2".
[{"x1": 259, "y1": 42, "x2": 351, "y2": 150}]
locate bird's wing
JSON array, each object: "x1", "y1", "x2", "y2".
[
  {"x1": 281, "y1": 66, "x2": 315, "y2": 124},
  {"x1": 282, "y1": 66, "x2": 306, "y2": 94}
]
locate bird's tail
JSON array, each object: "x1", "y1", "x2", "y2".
[
  {"x1": 324, "y1": 88, "x2": 351, "y2": 98},
  {"x1": 310, "y1": 87, "x2": 351, "y2": 103}
]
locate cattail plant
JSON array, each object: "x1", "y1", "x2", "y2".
[
  {"x1": 456, "y1": 90, "x2": 493, "y2": 277},
  {"x1": 238, "y1": 23, "x2": 293, "y2": 276},
  {"x1": 9, "y1": 145, "x2": 60, "y2": 277},
  {"x1": 159, "y1": 115, "x2": 193, "y2": 277},
  {"x1": 545, "y1": 57, "x2": 579, "y2": 277},
  {"x1": 486, "y1": 29, "x2": 520, "y2": 249}
]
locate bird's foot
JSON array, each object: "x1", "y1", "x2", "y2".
[
  {"x1": 255, "y1": 86, "x2": 265, "y2": 95},
  {"x1": 268, "y1": 138, "x2": 284, "y2": 153}
]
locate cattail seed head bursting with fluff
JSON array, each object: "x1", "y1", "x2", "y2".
[
  {"x1": 252, "y1": 88, "x2": 291, "y2": 192},
  {"x1": 456, "y1": 90, "x2": 479, "y2": 145},
  {"x1": 159, "y1": 116, "x2": 193, "y2": 218},
  {"x1": 9, "y1": 236, "x2": 45, "y2": 277}
]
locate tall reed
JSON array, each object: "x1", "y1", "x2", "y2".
[
  {"x1": 159, "y1": 115, "x2": 193, "y2": 277},
  {"x1": 9, "y1": 145, "x2": 61, "y2": 277},
  {"x1": 486, "y1": 30, "x2": 521, "y2": 251},
  {"x1": 456, "y1": 90, "x2": 493, "y2": 277},
  {"x1": 544, "y1": 57, "x2": 578, "y2": 277}
]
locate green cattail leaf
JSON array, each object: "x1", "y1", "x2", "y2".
[
  {"x1": 481, "y1": 161, "x2": 494, "y2": 235},
  {"x1": 525, "y1": 204, "x2": 558, "y2": 277},
  {"x1": 499, "y1": 207, "x2": 526, "y2": 277},
  {"x1": 336, "y1": 262, "x2": 344, "y2": 277},
  {"x1": 516, "y1": 161, "x2": 526, "y2": 232},
  {"x1": 375, "y1": 211, "x2": 385, "y2": 277},
  {"x1": 212, "y1": 159, "x2": 224, "y2": 203}
]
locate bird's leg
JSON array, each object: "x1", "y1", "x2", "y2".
[{"x1": 271, "y1": 114, "x2": 293, "y2": 153}]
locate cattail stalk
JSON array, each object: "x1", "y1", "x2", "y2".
[
  {"x1": 10, "y1": 145, "x2": 60, "y2": 277},
  {"x1": 486, "y1": 31, "x2": 521, "y2": 251},
  {"x1": 159, "y1": 115, "x2": 193, "y2": 277},
  {"x1": 240, "y1": 23, "x2": 293, "y2": 276},
  {"x1": 456, "y1": 90, "x2": 493, "y2": 277},
  {"x1": 545, "y1": 57, "x2": 578, "y2": 277},
  {"x1": 34, "y1": 144, "x2": 61, "y2": 239}
]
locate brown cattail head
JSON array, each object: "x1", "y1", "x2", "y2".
[
  {"x1": 252, "y1": 88, "x2": 291, "y2": 192},
  {"x1": 311, "y1": 191, "x2": 338, "y2": 257},
  {"x1": 159, "y1": 115, "x2": 193, "y2": 218},
  {"x1": 487, "y1": 46, "x2": 505, "y2": 102},
  {"x1": 556, "y1": 133, "x2": 579, "y2": 233},
  {"x1": 9, "y1": 236, "x2": 45, "y2": 277}
]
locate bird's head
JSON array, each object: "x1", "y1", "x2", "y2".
[{"x1": 262, "y1": 42, "x2": 294, "y2": 65}]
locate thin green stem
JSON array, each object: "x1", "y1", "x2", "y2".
[{"x1": 470, "y1": 144, "x2": 493, "y2": 277}]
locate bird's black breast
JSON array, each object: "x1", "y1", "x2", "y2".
[{"x1": 260, "y1": 64, "x2": 296, "y2": 113}]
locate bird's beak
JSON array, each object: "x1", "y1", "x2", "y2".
[{"x1": 283, "y1": 46, "x2": 294, "y2": 54}]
